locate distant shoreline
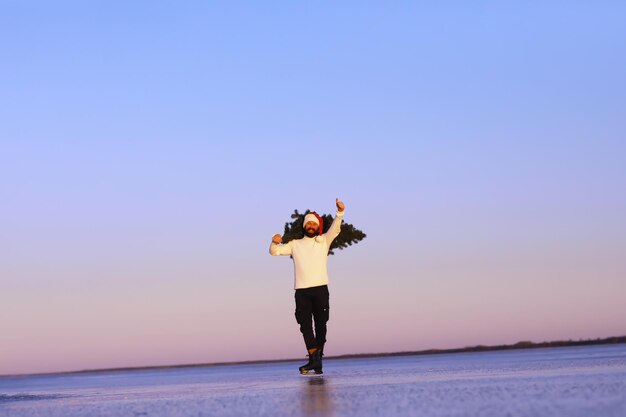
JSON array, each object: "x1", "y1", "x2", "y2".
[
  {"x1": 3, "y1": 335, "x2": 624, "y2": 378},
  {"x1": 331, "y1": 335, "x2": 626, "y2": 360}
]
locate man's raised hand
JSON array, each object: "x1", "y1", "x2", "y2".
[
  {"x1": 272, "y1": 234, "x2": 283, "y2": 244},
  {"x1": 336, "y1": 198, "x2": 345, "y2": 212}
]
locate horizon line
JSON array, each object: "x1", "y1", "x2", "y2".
[{"x1": 3, "y1": 335, "x2": 624, "y2": 379}]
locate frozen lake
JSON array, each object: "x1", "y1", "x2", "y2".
[{"x1": 1, "y1": 344, "x2": 625, "y2": 417}]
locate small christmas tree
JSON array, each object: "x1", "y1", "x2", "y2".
[{"x1": 281, "y1": 209, "x2": 366, "y2": 255}]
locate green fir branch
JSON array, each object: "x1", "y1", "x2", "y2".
[{"x1": 281, "y1": 209, "x2": 366, "y2": 255}]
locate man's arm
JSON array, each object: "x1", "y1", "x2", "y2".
[
  {"x1": 324, "y1": 198, "x2": 345, "y2": 245},
  {"x1": 269, "y1": 234, "x2": 293, "y2": 256}
]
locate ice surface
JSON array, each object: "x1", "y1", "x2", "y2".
[{"x1": 1, "y1": 345, "x2": 625, "y2": 417}]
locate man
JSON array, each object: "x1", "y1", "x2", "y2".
[{"x1": 269, "y1": 198, "x2": 345, "y2": 374}]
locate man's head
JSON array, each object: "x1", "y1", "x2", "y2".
[{"x1": 303, "y1": 212, "x2": 323, "y2": 238}]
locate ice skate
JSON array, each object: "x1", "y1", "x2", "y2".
[{"x1": 299, "y1": 349, "x2": 322, "y2": 375}]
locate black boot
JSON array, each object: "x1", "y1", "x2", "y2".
[
  {"x1": 299, "y1": 349, "x2": 322, "y2": 374},
  {"x1": 314, "y1": 351, "x2": 323, "y2": 374},
  {"x1": 316, "y1": 344, "x2": 324, "y2": 373}
]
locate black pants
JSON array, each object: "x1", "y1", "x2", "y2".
[{"x1": 294, "y1": 285, "x2": 330, "y2": 351}]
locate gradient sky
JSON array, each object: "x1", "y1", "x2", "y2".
[{"x1": 2, "y1": 1, "x2": 625, "y2": 375}]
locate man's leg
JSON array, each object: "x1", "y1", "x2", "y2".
[
  {"x1": 295, "y1": 288, "x2": 323, "y2": 374},
  {"x1": 311, "y1": 285, "x2": 330, "y2": 356},
  {"x1": 294, "y1": 289, "x2": 316, "y2": 351}
]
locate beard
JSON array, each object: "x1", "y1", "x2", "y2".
[{"x1": 304, "y1": 228, "x2": 318, "y2": 237}]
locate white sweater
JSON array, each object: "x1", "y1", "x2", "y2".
[{"x1": 269, "y1": 211, "x2": 344, "y2": 289}]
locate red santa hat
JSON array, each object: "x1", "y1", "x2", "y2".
[{"x1": 303, "y1": 212, "x2": 324, "y2": 236}]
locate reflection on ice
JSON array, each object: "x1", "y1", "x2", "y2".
[{"x1": 300, "y1": 377, "x2": 334, "y2": 417}]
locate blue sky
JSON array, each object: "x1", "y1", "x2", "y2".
[{"x1": 1, "y1": 1, "x2": 625, "y2": 375}]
